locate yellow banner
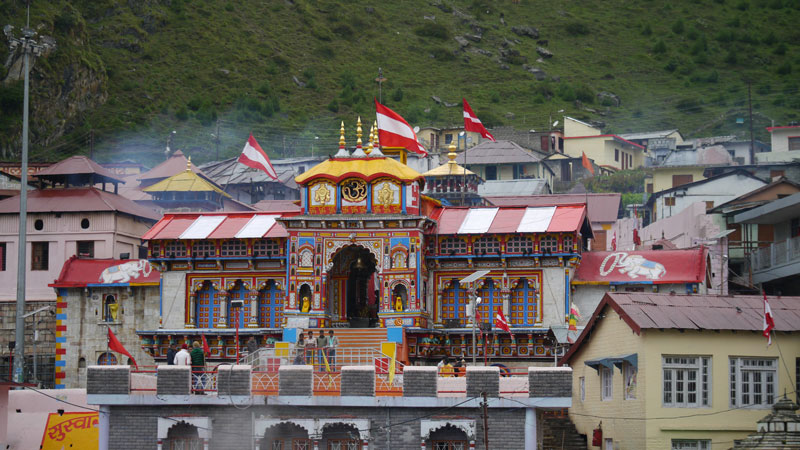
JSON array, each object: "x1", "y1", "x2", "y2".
[
  {"x1": 381, "y1": 342, "x2": 397, "y2": 385},
  {"x1": 41, "y1": 412, "x2": 99, "y2": 450}
]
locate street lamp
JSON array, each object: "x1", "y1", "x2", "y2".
[{"x1": 5, "y1": 7, "x2": 56, "y2": 384}]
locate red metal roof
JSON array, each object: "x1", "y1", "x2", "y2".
[
  {"x1": 252, "y1": 200, "x2": 302, "y2": 213},
  {"x1": 435, "y1": 205, "x2": 588, "y2": 235},
  {"x1": 486, "y1": 208, "x2": 526, "y2": 233},
  {"x1": 560, "y1": 292, "x2": 800, "y2": 365},
  {"x1": 485, "y1": 193, "x2": 620, "y2": 225},
  {"x1": 0, "y1": 187, "x2": 160, "y2": 221},
  {"x1": 143, "y1": 212, "x2": 294, "y2": 241},
  {"x1": 574, "y1": 249, "x2": 707, "y2": 285},
  {"x1": 49, "y1": 256, "x2": 160, "y2": 288},
  {"x1": 546, "y1": 205, "x2": 586, "y2": 232},
  {"x1": 33, "y1": 155, "x2": 126, "y2": 184},
  {"x1": 436, "y1": 208, "x2": 470, "y2": 234}
]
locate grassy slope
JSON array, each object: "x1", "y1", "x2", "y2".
[{"x1": 1, "y1": 0, "x2": 799, "y2": 166}]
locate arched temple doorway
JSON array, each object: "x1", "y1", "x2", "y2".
[{"x1": 328, "y1": 245, "x2": 378, "y2": 327}]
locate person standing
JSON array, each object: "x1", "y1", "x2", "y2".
[
  {"x1": 326, "y1": 330, "x2": 338, "y2": 370},
  {"x1": 174, "y1": 344, "x2": 191, "y2": 366},
  {"x1": 190, "y1": 341, "x2": 206, "y2": 392},
  {"x1": 306, "y1": 331, "x2": 317, "y2": 368},
  {"x1": 316, "y1": 332, "x2": 328, "y2": 370},
  {"x1": 246, "y1": 336, "x2": 258, "y2": 356},
  {"x1": 166, "y1": 343, "x2": 178, "y2": 365},
  {"x1": 294, "y1": 333, "x2": 306, "y2": 365}
]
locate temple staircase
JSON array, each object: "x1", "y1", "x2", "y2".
[{"x1": 541, "y1": 410, "x2": 587, "y2": 450}]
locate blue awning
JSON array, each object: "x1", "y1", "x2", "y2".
[
  {"x1": 612, "y1": 353, "x2": 638, "y2": 370},
  {"x1": 584, "y1": 357, "x2": 615, "y2": 373},
  {"x1": 584, "y1": 354, "x2": 638, "y2": 373}
]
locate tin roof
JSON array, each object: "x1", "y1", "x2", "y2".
[
  {"x1": 137, "y1": 150, "x2": 202, "y2": 182},
  {"x1": 435, "y1": 205, "x2": 588, "y2": 235},
  {"x1": 142, "y1": 212, "x2": 295, "y2": 241},
  {"x1": 295, "y1": 157, "x2": 424, "y2": 185},
  {"x1": 485, "y1": 193, "x2": 621, "y2": 225},
  {"x1": 0, "y1": 187, "x2": 161, "y2": 221},
  {"x1": 33, "y1": 155, "x2": 126, "y2": 184},
  {"x1": 477, "y1": 179, "x2": 549, "y2": 197},
  {"x1": 559, "y1": 292, "x2": 800, "y2": 365},
  {"x1": 50, "y1": 256, "x2": 160, "y2": 288},
  {"x1": 141, "y1": 166, "x2": 230, "y2": 197},
  {"x1": 454, "y1": 140, "x2": 544, "y2": 165},
  {"x1": 573, "y1": 249, "x2": 707, "y2": 285}
]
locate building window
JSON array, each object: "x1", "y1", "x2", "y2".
[
  {"x1": 221, "y1": 240, "x2": 247, "y2": 257},
  {"x1": 671, "y1": 440, "x2": 710, "y2": 450},
  {"x1": 672, "y1": 174, "x2": 694, "y2": 187},
  {"x1": 540, "y1": 235, "x2": 558, "y2": 253},
  {"x1": 579, "y1": 376, "x2": 585, "y2": 402},
  {"x1": 705, "y1": 201, "x2": 714, "y2": 210},
  {"x1": 485, "y1": 166, "x2": 498, "y2": 180},
  {"x1": 730, "y1": 357, "x2": 778, "y2": 408},
  {"x1": 445, "y1": 134, "x2": 453, "y2": 144},
  {"x1": 663, "y1": 356, "x2": 711, "y2": 407},
  {"x1": 254, "y1": 239, "x2": 281, "y2": 257},
  {"x1": 440, "y1": 237, "x2": 467, "y2": 254},
  {"x1": 77, "y1": 241, "x2": 94, "y2": 258},
  {"x1": 614, "y1": 149, "x2": 619, "y2": 162},
  {"x1": 0, "y1": 242, "x2": 6, "y2": 271},
  {"x1": 601, "y1": 366, "x2": 613, "y2": 401},
  {"x1": 664, "y1": 197, "x2": 676, "y2": 207},
  {"x1": 789, "y1": 137, "x2": 800, "y2": 151},
  {"x1": 625, "y1": 363, "x2": 637, "y2": 400},
  {"x1": 165, "y1": 240, "x2": 187, "y2": 258},
  {"x1": 563, "y1": 235, "x2": 574, "y2": 252},
  {"x1": 507, "y1": 236, "x2": 534, "y2": 254},
  {"x1": 512, "y1": 164, "x2": 524, "y2": 179},
  {"x1": 31, "y1": 241, "x2": 49, "y2": 271},
  {"x1": 476, "y1": 279, "x2": 501, "y2": 325},
  {"x1": 473, "y1": 236, "x2": 500, "y2": 254},
  {"x1": 103, "y1": 295, "x2": 119, "y2": 322},
  {"x1": 192, "y1": 240, "x2": 215, "y2": 258},
  {"x1": 97, "y1": 352, "x2": 117, "y2": 365},
  {"x1": 770, "y1": 169, "x2": 786, "y2": 179},
  {"x1": 150, "y1": 242, "x2": 161, "y2": 258}
]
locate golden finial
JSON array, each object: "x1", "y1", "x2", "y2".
[
  {"x1": 369, "y1": 120, "x2": 385, "y2": 157},
  {"x1": 335, "y1": 121, "x2": 350, "y2": 158},
  {"x1": 447, "y1": 143, "x2": 458, "y2": 164},
  {"x1": 366, "y1": 123, "x2": 374, "y2": 154},
  {"x1": 186, "y1": 156, "x2": 192, "y2": 171},
  {"x1": 356, "y1": 116, "x2": 363, "y2": 149},
  {"x1": 373, "y1": 121, "x2": 379, "y2": 146},
  {"x1": 339, "y1": 121, "x2": 346, "y2": 149}
]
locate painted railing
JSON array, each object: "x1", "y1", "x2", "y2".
[{"x1": 751, "y1": 235, "x2": 800, "y2": 272}]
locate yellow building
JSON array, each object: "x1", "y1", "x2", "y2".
[
  {"x1": 563, "y1": 117, "x2": 647, "y2": 171},
  {"x1": 645, "y1": 165, "x2": 708, "y2": 194},
  {"x1": 560, "y1": 292, "x2": 800, "y2": 450}
]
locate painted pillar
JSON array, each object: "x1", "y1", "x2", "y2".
[
  {"x1": 55, "y1": 289, "x2": 68, "y2": 389},
  {"x1": 156, "y1": 441, "x2": 163, "y2": 450},
  {"x1": 202, "y1": 438, "x2": 209, "y2": 450},
  {"x1": 420, "y1": 439, "x2": 426, "y2": 449},
  {"x1": 361, "y1": 439, "x2": 368, "y2": 450},
  {"x1": 469, "y1": 439, "x2": 476, "y2": 449},
  {"x1": 247, "y1": 290, "x2": 259, "y2": 328},
  {"x1": 98, "y1": 405, "x2": 110, "y2": 450},
  {"x1": 187, "y1": 293, "x2": 196, "y2": 328},
  {"x1": 313, "y1": 440, "x2": 319, "y2": 450},
  {"x1": 217, "y1": 291, "x2": 228, "y2": 328},
  {"x1": 524, "y1": 407, "x2": 537, "y2": 450}
]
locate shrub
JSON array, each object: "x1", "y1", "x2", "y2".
[
  {"x1": 641, "y1": 24, "x2": 652, "y2": 36},
  {"x1": 664, "y1": 59, "x2": 678, "y2": 72},
  {"x1": 737, "y1": 0, "x2": 749, "y2": 10},
  {"x1": 54, "y1": 9, "x2": 79, "y2": 33},
  {"x1": 724, "y1": 50, "x2": 737, "y2": 64},
  {"x1": 490, "y1": 90, "x2": 500, "y2": 103},
  {"x1": 556, "y1": 84, "x2": 576, "y2": 102},
  {"x1": 774, "y1": 43, "x2": 787, "y2": 55},
  {"x1": 327, "y1": 99, "x2": 339, "y2": 113},
  {"x1": 175, "y1": 106, "x2": 189, "y2": 121},
  {"x1": 671, "y1": 20, "x2": 685, "y2": 34},
  {"x1": 565, "y1": 21, "x2": 590, "y2": 36},
  {"x1": 392, "y1": 87, "x2": 404, "y2": 102},
  {"x1": 777, "y1": 62, "x2": 792, "y2": 75},
  {"x1": 762, "y1": 31, "x2": 777, "y2": 45},
  {"x1": 431, "y1": 47, "x2": 455, "y2": 61},
  {"x1": 414, "y1": 23, "x2": 450, "y2": 40},
  {"x1": 652, "y1": 40, "x2": 667, "y2": 54},
  {"x1": 575, "y1": 85, "x2": 594, "y2": 103}
]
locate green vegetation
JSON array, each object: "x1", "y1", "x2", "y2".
[{"x1": 0, "y1": 0, "x2": 798, "y2": 165}]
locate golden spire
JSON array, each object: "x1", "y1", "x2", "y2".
[
  {"x1": 447, "y1": 144, "x2": 458, "y2": 166},
  {"x1": 186, "y1": 156, "x2": 192, "y2": 171},
  {"x1": 339, "y1": 121, "x2": 346, "y2": 148},
  {"x1": 334, "y1": 121, "x2": 350, "y2": 158},
  {"x1": 356, "y1": 116, "x2": 363, "y2": 149},
  {"x1": 365, "y1": 123, "x2": 374, "y2": 155},
  {"x1": 369, "y1": 120, "x2": 385, "y2": 157}
]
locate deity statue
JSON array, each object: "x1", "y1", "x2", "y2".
[
  {"x1": 314, "y1": 183, "x2": 331, "y2": 205},
  {"x1": 394, "y1": 295, "x2": 403, "y2": 312},
  {"x1": 301, "y1": 296, "x2": 311, "y2": 313},
  {"x1": 377, "y1": 182, "x2": 394, "y2": 206},
  {"x1": 107, "y1": 302, "x2": 119, "y2": 322}
]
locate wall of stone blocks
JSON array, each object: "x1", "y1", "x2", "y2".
[
  {"x1": 402, "y1": 367, "x2": 437, "y2": 397},
  {"x1": 278, "y1": 366, "x2": 312, "y2": 396},
  {"x1": 87, "y1": 366, "x2": 130, "y2": 394},
  {"x1": 156, "y1": 366, "x2": 191, "y2": 395},
  {"x1": 340, "y1": 367, "x2": 375, "y2": 396},
  {"x1": 217, "y1": 365, "x2": 251, "y2": 396},
  {"x1": 529, "y1": 367, "x2": 572, "y2": 398},
  {"x1": 107, "y1": 404, "x2": 528, "y2": 450},
  {"x1": 466, "y1": 367, "x2": 500, "y2": 398}
]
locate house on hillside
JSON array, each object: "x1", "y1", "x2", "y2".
[
  {"x1": 416, "y1": 125, "x2": 483, "y2": 155},
  {"x1": 619, "y1": 129, "x2": 684, "y2": 154},
  {"x1": 422, "y1": 146, "x2": 485, "y2": 207},
  {"x1": 767, "y1": 124, "x2": 800, "y2": 154},
  {"x1": 486, "y1": 193, "x2": 621, "y2": 251},
  {"x1": 734, "y1": 191, "x2": 800, "y2": 295},
  {"x1": 642, "y1": 145, "x2": 735, "y2": 195},
  {"x1": 542, "y1": 152, "x2": 598, "y2": 192},
  {"x1": 563, "y1": 117, "x2": 646, "y2": 172},
  {"x1": 645, "y1": 169, "x2": 767, "y2": 222},
  {"x1": 454, "y1": 140, "x2": 554, "y2": 187},
  {"x1": 703, "y1": 161, "x2": 800, "y2": 184},
  {"x1": 560, "y1": 292, "x2": 800, "y2": 450},
  {"x1": 570, "y1": 248, "x2": 710, "y2": 325},
  {"x1": 491, "y1": 126, "x2": 565, "y2": 154}
]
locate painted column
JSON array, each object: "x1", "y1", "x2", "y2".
[
  {"x1": 361, "y1": 440, "x2": 368, "y2": 450},
  {"x1": 202, "y1": 438, "x2": 209, "y2": 450},
  {"x1": 469, "y1": 440, "x2": 476, "y2": 449},
  {"x1": 156, "y1": 441, "x2": 163, "y2": 450},
  {"x1": 420, "y1": 439, "x2": 426, "y2": 450},
  {"x1": 313, "y1": 440, "x2": 319, "y2": 450},
  {"x1": 98, "y1": 405, "x2": 110, "y2": 450},
  {"x1": 247, "y1": 290, "x2": 258, "y2": 328},
  {"x1": 217, "y1": 291, "x2": 228, "y2": 328},
  {"x1": 524, "y1": 408, "x2": 537, "y2": 450},
  {"x1": 187, "y1": 293, "x2": 196, "y2": 328}
]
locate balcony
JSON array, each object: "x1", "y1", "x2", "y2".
[{"x1": 750, "y1": 235, "x2": 800, "y2": 284}]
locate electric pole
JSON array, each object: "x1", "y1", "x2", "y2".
[
  {"x1": 5, "y1": 2, "x2": 56, "y2": 383},
  {"x1": 481, "y1": 391, "x2": 489, "y2": 449},
  {"x1": 747, "y1": 81, "x2": 755, "y2": 165},
  {"x1": 375, "y1": 67, "x2": 387, "y2": 104}
]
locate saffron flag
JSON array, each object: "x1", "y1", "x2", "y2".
[
  {"x1": 201, "y1": 334, "x2": 211, "y2": 356},
  {"x1": 107, "y1": 327, "x2": 137, "y2": 367},
  {"x1": 568, "y1": 304, "x2": 581, "y2": 331},
  {"x1": 375, "y1": 99, "x2": 428, "y2": 156},
  {"x1": 763, "y1": 292, "x2": 775, "y2": 347},
  {"x1": 463, "y1": 98, "x2": 496, "y2": 142},
  {"x1": 494, "y1": 306, "x2": 511, "y2": 333},
  {"x1": 581, "y1": 152, "x2": 595, "y2": 175},
  {"x1": 239, "y1": 133, "x2": 278, "y2": 180}
]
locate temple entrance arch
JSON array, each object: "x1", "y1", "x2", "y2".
[{"x1": 328, "y1": 245, "x2": 379, "y2": 327}]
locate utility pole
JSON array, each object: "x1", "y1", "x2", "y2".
[
  {"x1": 747, "y1": 81, "x2": 755, "y2": 165},
  {"x1": 5, "y1": 2, "x2": 56, "y2": 383},
  {"x1": 88, "y1": 129, "x2": 94, "y2": 159},
  {"x1": 375, "y1": 67, "x2": 387, "y2": 104},
  {"x1": 481, "y1": 391, "x2": 489, "y2": 449},
  {"x1": 214, "y1": 119, "x2": 220, "y2": 161}
]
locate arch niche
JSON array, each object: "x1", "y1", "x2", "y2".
[{"x1": 328, "y1": 244, "x2": 379, "y2": 327}]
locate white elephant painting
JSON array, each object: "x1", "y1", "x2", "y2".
[
  {"x1": 599, "y1": 252, "x2": 666, "y2": 280},
  {"x1": 99, "y1": 260, "x2": 154, "y2": 284}
]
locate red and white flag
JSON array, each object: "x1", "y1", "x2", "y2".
[
  {"x1": 463, "y1": 99, "x2": 496, "y2": 142},
  {"x1": 239, "y1": 133, "x2": 278, "y2": 180},
  {"x1": 495, "y1": 306, "x2": 511, "y2": 333},
  {"x1": 763, "y1": 292, "x2": 775, "y2": 347},
  {"x1": 375, "y1": 99, "x2": 428, "y2": 156}
]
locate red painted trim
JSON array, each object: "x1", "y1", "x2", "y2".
[
  {"x1": 56, "y1": 302, "x2": 68, "y2": 308},
  {"x1": 766, "y1": 125, "x2": 800, "y2": 131},
  {"x1": 56, "y1": 325, "x2": 67, "y2": 331},
  {"x1": 56, "y1": 348, "x2": 66, "y2": 355},
  {"x1": 55, "y1": 372, "x2": 65, "y2": 379},
  {"x1": 563, "y1": 134, "x2": 646, "y2": 149}
]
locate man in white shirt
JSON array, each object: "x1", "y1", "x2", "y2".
[{"x1": 174, "y1": 344, "x2": 192, "y2": 366}]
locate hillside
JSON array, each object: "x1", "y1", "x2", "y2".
[{"x1": 1, "y1": 0, "x2": 799, "y2": 166}]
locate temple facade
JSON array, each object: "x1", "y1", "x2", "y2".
[{"x1": 136, "y1": 122, "x2": 592, "y2": 364}]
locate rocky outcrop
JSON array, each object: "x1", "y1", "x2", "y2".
[{"x1": 511, "y1": 26, "x2": 539, "y2": 39}]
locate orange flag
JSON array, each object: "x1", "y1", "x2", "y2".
[
  {"x1": 582, "y1": 152, "x2": 595, "y2": 175},
  {"x1": 107, "y1": 327, "x2": 137, "y2": 367}
]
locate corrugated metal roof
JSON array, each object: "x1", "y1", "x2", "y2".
[
  {"x1": 477, "y1": 179, "x2": 549, "y2": 197},
  {"x1": 574, "y1": 249, "x2": 707, "y2": 284},
  {"x1": 454, "y1": 140, "x2": 544, "y2": 165},
  {"x1": 619, "y1": 129, "x2": 680, "y2": 141},
  {"x1": 49, "y1": 256, "x2": 160, "y2": 288},
  {"x1": 435, "y1": 205, "x2": 586, "y2": 235},
  {"x1": 485, "y1": 193, "x2": 620, "y2": 225},
  {"x1": 138, "y1": 150, "x2": 202, "y2": 182},
  {"x1": 33, "y1": 155, "x2": 126, "y2": 184},
  {"x1": 142, "y1": 212, "x2": 292, "y2": 241},
  {"x1": 252, "y1": 200, "x2": 302, "y2": 213},
  {"x1": 0, "y1": 187, "x2": 160, "y2": 221}
]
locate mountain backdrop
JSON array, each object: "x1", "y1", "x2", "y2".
[{"x1": 1, "y1": 0, "x2": 799, "y2": 166}]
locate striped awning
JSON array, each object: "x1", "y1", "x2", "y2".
[
  {"x1": 436, "y1": 205, "x2": 587, "y2": 234},
  {"x1": 142, "y1": 213, "x2": 288, "y2": 240}
]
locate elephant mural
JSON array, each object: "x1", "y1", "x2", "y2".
[
  {"x1": 599, "y1": 252, "x2": 666, "y2": 280},
  {"x1": 99, "y1": 260, "x2": 154, "y2": 284}
]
